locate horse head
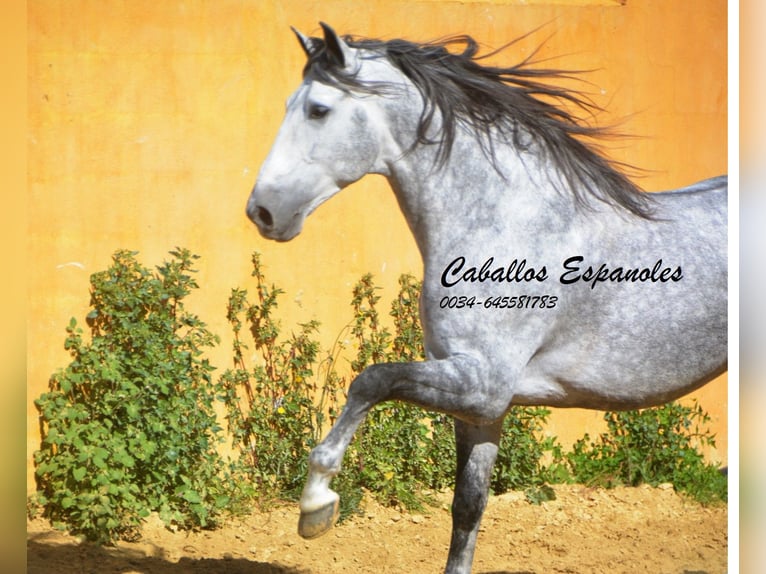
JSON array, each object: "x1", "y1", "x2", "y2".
[{"x1": 246, "y1": 23, "x2": 402, "y2": 241}]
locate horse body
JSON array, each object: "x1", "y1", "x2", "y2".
[
  {"x1": 246, "y1": 23, "x2": 726, "y2": 574},
  {"x1": 393, "y1": 126, "x2": 726, "y2": 415}
]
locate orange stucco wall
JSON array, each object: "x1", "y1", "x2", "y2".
[{"x1": 27, "y1": 0, "x2": 728, "y2": 493}]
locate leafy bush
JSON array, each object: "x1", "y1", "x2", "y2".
[
  {"x1": 219, "y1": 266, "x2": 456, "y2": 518},
  {"x1": 32, "y1": 249, "x2": 243, "y2": 543},
  {"x1": 562, "y1": 401, "x2": 727, "y2": 504},
  {"x1": 219, "y1": 252, "x2": 344, "y2": 501},
  {"x1": 491, "y1": 407, "x2": 558, "y2": 504}
]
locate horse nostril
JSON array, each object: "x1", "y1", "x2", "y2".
[{"x1": 256, "y1": 206, "x2": 273, "y2": 227}]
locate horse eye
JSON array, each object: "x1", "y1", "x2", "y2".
[{"x1": 308, "y1": 104, "x2": 330, "y2": 120}]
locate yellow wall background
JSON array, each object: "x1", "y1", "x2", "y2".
[{"x1": 27, "y1": 0, "x2": 728, "y2": 493}]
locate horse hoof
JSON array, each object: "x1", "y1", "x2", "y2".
[{"x1": 298, "y1": 498, "x2": 339, "y2": 539}]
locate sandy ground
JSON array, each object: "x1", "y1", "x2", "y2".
[{"x1": 27, "y1": 484, "x2": 727, "y2": 574}]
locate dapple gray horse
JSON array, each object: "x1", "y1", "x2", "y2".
[{"x1": 246, "y1": 23, "x2": 727, "y2": 574}]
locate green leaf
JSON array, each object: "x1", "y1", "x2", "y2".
[
  {"x1": 126, "y1": 403, "x2": 140, "y2": 419},
  {"x1": 183, "y1": 490, "x2": 202, "y2": 504}
]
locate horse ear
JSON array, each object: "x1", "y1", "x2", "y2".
[
  {"x1": 291, "y1": 26, "x2": 321, "y2": 59},
  {"x1": 319, "y1": 21, "x2": 353, "y2": 69}
]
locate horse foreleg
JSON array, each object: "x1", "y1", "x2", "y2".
[
  {"x1": 445, "y1": 418, "x2": 503, "y2": 574},
  {"x1": 297, "y1": 391, "x2": 366, "y2": 539},
  {"x1": 298, "y1": 356, "x2": 508, "y2": 540}
]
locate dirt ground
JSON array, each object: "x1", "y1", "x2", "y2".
[{"x1": 27, "y1": 484, "x2": 727, "y2": 574}]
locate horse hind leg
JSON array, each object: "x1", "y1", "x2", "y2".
[{"x1": 445, "y1": 418, "x2": 504, "y2": 574}]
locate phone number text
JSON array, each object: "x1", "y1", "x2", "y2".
[{"x1": 439, "y1": 295, "x2": 558, "y2": 310}]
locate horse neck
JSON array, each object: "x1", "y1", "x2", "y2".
[{"x1": 385, "y1": 128, "x2": 580, "y2": 259}]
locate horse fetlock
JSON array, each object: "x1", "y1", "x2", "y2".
[
  {"x1": 302, "y1": 448, "x2": 341, "y2": 513},
  {"x1": 299, "y1": 476, "x2": 339, "y2": 513},
  {"x1": 308, "y1": 444, "x2": 342, "y2": 476}
]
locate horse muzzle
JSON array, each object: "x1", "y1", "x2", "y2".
[{"x1": 246, "y1": 189, "x2": 306, "y2": 242}]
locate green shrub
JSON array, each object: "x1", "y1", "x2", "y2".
[
  {"x1": 562, "y1": 401, "x2": 727, "y2": 504},
  {"x1": 32, "y1": 249, "x2": 243, "y2": 543},
  {"x1": 219, "y1": 253, "x2": 344, "y2": 502},
  {"x1": 491, "y1": 407, "x2": 558, "y2": 504}
]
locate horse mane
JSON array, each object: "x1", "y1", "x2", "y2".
[{"x1": 302, "y1": 32, "x2": 655, "y2": 218}]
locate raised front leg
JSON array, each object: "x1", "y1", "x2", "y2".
[
  {"x1": 445, "y1": 418, "x2": 504, "y2": 574},
  {"x1": 298, "y1": 355, "x2": 509, "y2": 539}
]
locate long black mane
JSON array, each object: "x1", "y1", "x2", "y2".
[{"x1": 303, "y1": 32, "x2": 654, "y2": 218}]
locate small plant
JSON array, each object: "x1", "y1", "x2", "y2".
[
  {"x1": 562, "y1": 400, "x2": 727, "y2": 504},
  {"x1": 491, "y1": 406, "x2": 558, "y2": 504},
  {"x1": 219, "y1": 253, "x2": 344, "y2": 502},
  {"x1": 32, "y1": 249, "x2": 241, "y2": 543}
]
